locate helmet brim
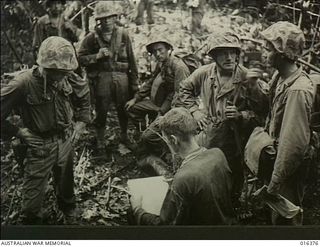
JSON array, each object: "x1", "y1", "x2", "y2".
[
  {"x1": 95, "y1": 14, "x2": 118, "y2": 20},
  {"x1": 146, "y1": 41, "x2": 173, "y2": 53},
  {"x1": 207, "y1": 46, "x2": 241, "y2": 56}
]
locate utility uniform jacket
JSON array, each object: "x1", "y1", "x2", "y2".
[
  {"x1": 78, "y1": 27, "x2": 139, "y2": 93},
  {"x1": 134, "y1": 56, "x2": 190, "y2": 114},
  {"x1": 266, "y1": 67, "x2": 314, "y2": 190},
  {"x1": 134, "y1": 147, "x2": 235, "y2": 225},
  {"x1": 178, "y1": 63, "x2": 269, "y2": 153},
  {"x1": 310, "y1": 72, "x2": 320, "y2": 113},
  {"x1": 1, "y1": 67, "x2": 90, "y2": 139},
  {"x1": 33, "y1": 14, "x2": 80, "y2": 51}
]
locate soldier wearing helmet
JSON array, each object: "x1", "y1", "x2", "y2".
[
  {"x1": 126, "y1": 36, "x2": 189, "y2": 123},
  {"x1": 32, "y1": 0, "x2": 81, "y2": 57},
  {"x1": 125, "y1": 35, "x2": 189, "y2": 168},
  {"x1": 177, "y1": 30, "x2": 269, "y2": 206},
  {"x1": 78, "y1": 1, "x2": 139, "y2": 154},
  {"x1": 1, "y1": 36, "x2": 91, "y2": 224},
  {"x1": 258, "y1": 21, "x2": 314, "y2": 225}
]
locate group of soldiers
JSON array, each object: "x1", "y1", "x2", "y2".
[{"x1": 1, "y1": 1, "x2": 319, "y2": 226}]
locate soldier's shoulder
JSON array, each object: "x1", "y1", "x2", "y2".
[
  {"x1": 290, "y1": 71, "x2": 314, "y2": 94},
  {"x1": 192, "y1": 63, "x2": 214, "y2": 76},
  {"x1": 37, "y1": 14, "x2": 50, "y2": 25},
  {"x1": 1, "y1": 69, "x2": 34, "y2": 96},
  {"x1": 83, "y1": 31, "x2": 96, "y2": 40},
  {"x1": 191, "y1": 63, "x2": 216, "y2": 77},
  {"x1": 170, "y1": 56, "x2": 188, "y2": 69},
  {"x1": 309, "y1": 72, "x2": 320, "y2": 86}
]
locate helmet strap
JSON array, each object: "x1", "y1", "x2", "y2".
[{"x1": 41, "y1": 68, "x2": 48, "y2": 100}]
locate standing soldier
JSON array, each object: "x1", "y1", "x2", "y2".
[
  {"x1": 78, "y1": 1, "x2": 139, "y2": 152},
  {"x1": 260, "y1": 22, "x2": 314, "y2": 225},
  {"x1": 1, "y1": 37, "x2": 91, "y2": 224},
  {"x1": 178, "y1": 31, "x2": 269, "y2": 205},
  {"x1": 135, "y1": 0, "x2": 155, "y2": 26},
  {"x1": 187, "y1": 0, "x2": 206, "y2": 35},
  {"x1": 33, "y1": 0, "x2": 82, "y2": 57}
]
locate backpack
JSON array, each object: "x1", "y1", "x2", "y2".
[{"x1": 174, "y1": 53, "x2": 202, "y2": 74}]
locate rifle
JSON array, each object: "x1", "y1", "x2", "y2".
[{"x1": 2, "y1": 30, "x2": 23, "y2": 65}]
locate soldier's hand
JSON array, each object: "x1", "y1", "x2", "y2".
[
  {"x1": 71, "y1": 121, "x2": 86, "y2": 144},
  {"x1": 225, "y1": 105, "x2": 241, "y2": 120},
  {"x1": 192, "y1": 110, "x2": 208, "y2": 131},
  {"x1": 96, "y1": 48, "x2": 110, "y2": 60},
  {"x1": 16, "y1": 128, "x2": 42, "y2": 147},
  {"x1": 246, "y1": 68, "x2": 262, "y2": 89},
  {"x1": 130, "y1": 194, "x2": 142, "y2": 211},
  {"x1": 125, "y1": 98, "x2": 137, "y2": 111},
  {"x1": 64, "y1": 19, "x2": 75, "y2": 30},
  {"x1": 267, "y1": 180, "x2": 281, "y2": 195}
]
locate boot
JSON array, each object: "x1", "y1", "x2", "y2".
[
  {"x1": 62, "y1": 206, "x2": 80, "y2": 225},
  {"x1": 120, "y1": 132, "x2": 137, "y2": 151}
]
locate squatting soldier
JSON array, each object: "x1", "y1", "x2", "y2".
[
  {"x1": 125, "y1": 36, "x2": 189, "y2": 163},
  {"x1": 130, "y1": 108, "x2": 236, "y2": 225},
  {"x1": 78, "y1": 1, "x2": 139, "y2": 151},
  {"x1": 178, "y1": 31, "x2": 269, "y2": 203},
  {"x1": 1, "y1": 37, "x2": 91, "y2": 224},
  {"x1": 126, "y1": 36, "x2": 190, "y2": 127},
  {"x1": 260, "y1": 22, "x2": 314, "y2": 225}
]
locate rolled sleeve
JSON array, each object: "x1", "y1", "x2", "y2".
[{"x1": 178, "y1": 70, "x2": 203, "y2": 114}]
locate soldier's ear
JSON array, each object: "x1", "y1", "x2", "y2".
[{"x1": 169, "y1": 135, "x2": 178, "y2": 146}]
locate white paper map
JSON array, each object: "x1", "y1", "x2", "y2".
[{"x1": 127, "y1": 176, "x2": 169, "y2": 215}]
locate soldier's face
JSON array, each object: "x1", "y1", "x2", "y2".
[
  {"x1": 45, "y1": 69, "x2": 70, "y2": 82},
  {"x1": 98, "y1": 16, "x2": 117, "y2": 31},
  {"x1": 212, "y1": 48, "x2": 238, "y2": 72},
  {"x1": 263, "y1": 41, "x2": 278, "y2": 67},
  {"x1": 152, "y1": 43, "x2": 170, "y2": 62},
  {"x1": 47, "y1": 3, "x2": 63, "y2": 17}
]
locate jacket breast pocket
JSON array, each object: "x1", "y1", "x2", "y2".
[{"x1": 26, "y1": 94, "x2": 55, "y2": 132}]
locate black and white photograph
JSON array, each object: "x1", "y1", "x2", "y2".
[{"x1": 1, "y1": 0, "x2": 320, "y2": 240}]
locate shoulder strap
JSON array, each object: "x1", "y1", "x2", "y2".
[
  {"x1": 94, "y1": 30, "x2": 106, "y2": 49},
  {"x1": 113, "y1": 26, "x2": 124, "y2": 62}
]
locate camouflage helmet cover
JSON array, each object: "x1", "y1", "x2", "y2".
[
  {"x1": 146, "y1": 36, "x2": 174, "y2": 54},
  {"x1": 206, "y1": 31, "x2": 241, "y2": 55},
  {"x1": 94, "y1": 1, "x2": 123, "y2": 20},
  {"x1": 37, "y1": 36, "x2": 78, "y2": 71},
  {"x1": 260, "y1": 21, "x2": 305, "y2": 60}
]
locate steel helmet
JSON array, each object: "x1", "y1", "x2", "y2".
[
  {"x1": 37, "y1": 36, "x2": 78, "y2": 71},
  {"x1": 206, "y1": 31, "x2": 241, "y2": 55},
  {"x1": 260, "y1": 21, "x2": 305, "y2": 60},
  {"x1": 146, "y1": 36, "x2": 174, "y2": 54},
  {"x1": 94, "y1": 1, "x2": 123, "y2": 20}
]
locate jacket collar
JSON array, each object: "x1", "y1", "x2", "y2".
[
  {"x1": 180, "y1": 147, "x2": 207, "y2": 169},
  {"x1": 272, "y1": 67, "x2": 303, "y2": 104},
  {"x1": 209, "y1": 63, "x2": 244, "y2": 99}
]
